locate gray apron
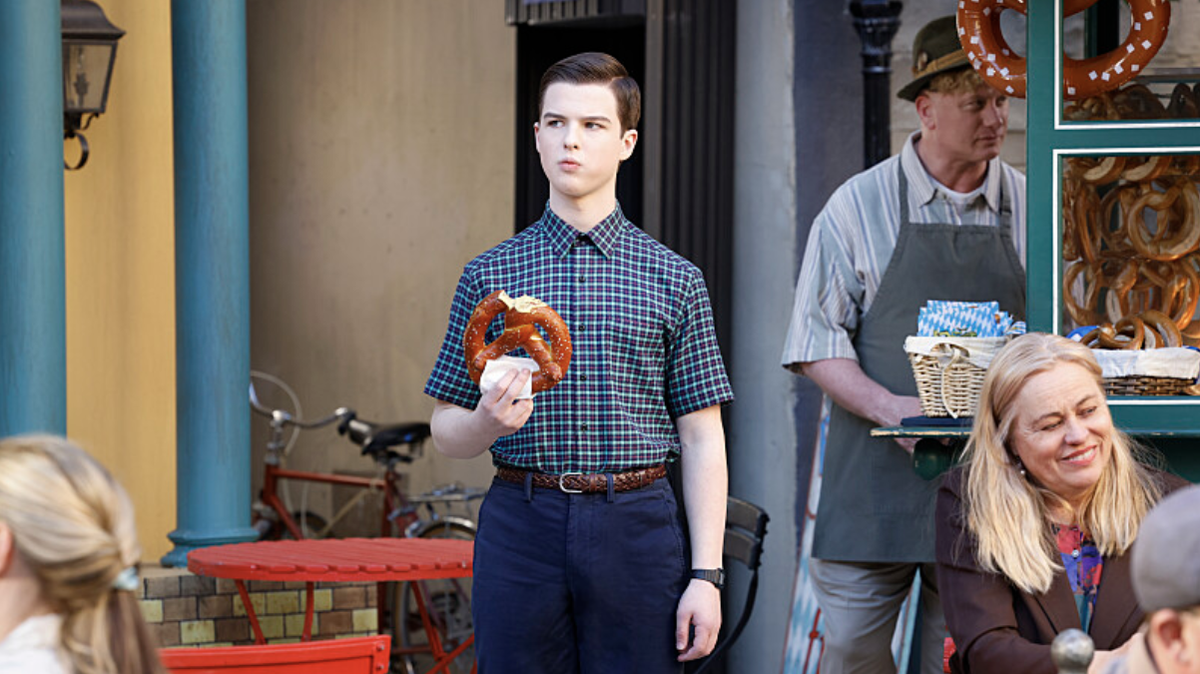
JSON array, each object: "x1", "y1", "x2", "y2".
[{"x1": 811, "y1": 162, "x2": 1026, "y2": 563}]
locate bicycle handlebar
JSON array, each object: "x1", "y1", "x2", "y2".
[
  {"x1": 249, "y1": 381, "x2": 430, "y2": 462},
  {"x1": 249, "y1": 383, "x2": 353, "y2": 430}
]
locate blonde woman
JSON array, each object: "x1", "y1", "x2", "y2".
[
  {"x1": 936, "y1": 333, "x2": 1189, "y2": 674},
  {"x1": 0, "y1": 435, "x2": 164, "y2": 674}
]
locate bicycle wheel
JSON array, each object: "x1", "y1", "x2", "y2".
[{"x1": 391, "y1": 519, "x2": 476, "y2": 674}]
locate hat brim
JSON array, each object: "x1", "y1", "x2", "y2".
[{"x1": 897, "y1": 51, "x2": 972, "y2": 102}]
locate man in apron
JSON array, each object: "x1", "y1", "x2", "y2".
[{"x1": 781, "y1": 16, "x2": 1026, "y2": 674}]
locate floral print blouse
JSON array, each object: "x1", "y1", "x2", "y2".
[{"x1": 1054, "y1": 523, "x2": 1103, "y2": 633}]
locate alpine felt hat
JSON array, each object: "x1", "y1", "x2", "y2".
[{"x1": 897, "y1": 16, "x2": 973, "y2": 102}]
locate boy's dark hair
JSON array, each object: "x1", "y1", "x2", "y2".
[{"x1": 538, "y1": 52, "x2": 641, "y2": 134}]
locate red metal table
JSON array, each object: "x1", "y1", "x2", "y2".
[{"x1": 188, "y1": 537, "x2": 474, "y2": 674}]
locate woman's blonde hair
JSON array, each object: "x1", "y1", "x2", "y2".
[
  {"x1": 0, "y1": 435, "x2": 164, "y2": 674},
  {"x1": 960, "y1": 333, "x2": 1163, "y2": 594}
]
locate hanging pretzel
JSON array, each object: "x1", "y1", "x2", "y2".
[
  {"x1": 957, "y1": 0, "x2": 1170, "y2": 100},
  {"x1": 1112, "y1": 83, "x2": 1167, "y2": 119},
  {"x1": 1097, "y1": 183, "x2": 1140, "y2": 256},
  {"x1": 1081, "y1": 156, "x2": 1127, "y2": 185},
  {"x1": 1173, "y1": 155, "x2": 1200, "y2": 180},
  {"x1": 1124, "y1": 179, "x2": 1200, "y2": 262},
  {"x1": 1122, "y1": 155, "x2": 1173, "y2": 184},
  {"x1": 1063, "y1": 260, "x2": 1108, "y2": 328},
  {"x1": 463, "y1": 290, "x2": 572, "y2": 394},
  {"x1": 1146, "y1": 257, "x2": 1199, "y2": 329},
  {"x1": 1105, "y1": 258, "x2": 1143, "y2": 322},
  {"x1": 1167, "y1": 83, "x2": 1200, "y2": 119},
  {"x1": 1140, "y1": 309, "x2": 1184, "y2": 347},
  {"x1": 1062, "y1": 179, "x2": 1096, "y2": 263}
]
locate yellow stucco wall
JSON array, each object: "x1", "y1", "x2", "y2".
[{"x1": 63, "y1": 0, "x2": 176, "y2": 561}]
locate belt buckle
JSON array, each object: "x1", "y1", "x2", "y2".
[{"x1": 557, "y1": 472, "x2": 584, "y2": 494}]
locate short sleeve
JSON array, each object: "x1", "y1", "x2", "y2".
[
  {"x1": 664, "y1": 270, "x2": 734, "y2": 418},
  {"x1": 424, "y1": 269, "x2": 485, "y2": 410},
  {"x1": 781, "y1": 199, "x2": 866, "y2": 372}
]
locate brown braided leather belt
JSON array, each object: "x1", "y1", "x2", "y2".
[{"x1": 495, "y1": 464, "x2": 667, "y2": 494}]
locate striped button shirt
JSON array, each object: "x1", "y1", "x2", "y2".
[
  {"x1": 425, "y1": 204, "x2": 734, "y2": 473},
  {"x1": 781, "y1": 132, "x2": 1026, "y2": 370}
]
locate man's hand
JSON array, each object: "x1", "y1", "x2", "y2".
[
  {"x1": 675, "y1": 579, "x2": 722, "y2": 661},
  {"x1": 888, "y1": 394, "x2": 925, "y2": 454},
  {"x1": 430, "y1": 369, "x2": 534, "y2": 459},
  {"x1": 801, "y1": 359, "x2": 925, "y2": 454}
]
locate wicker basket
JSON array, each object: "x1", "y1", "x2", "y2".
[
  {"x1": 1102, "y1": 376, "x2": 1194, "y2": 396},
  {"x1": 905, "y1": 337, "x2": 1008, "y2": 418},
  {"x1": 1093, "y1": 348, "x2": 1200, "y2": 396}
]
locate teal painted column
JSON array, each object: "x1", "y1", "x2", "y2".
[
  {"x1": 162, "y1": 0, "x2": 258, "y2": 566},
  {"x1": 0, "y1": 1, "x2": 67, "y2": 437}
]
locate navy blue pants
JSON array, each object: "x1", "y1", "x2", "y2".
[{"x1": 472, "y1": 475, "x2": 688, "y2": 674}]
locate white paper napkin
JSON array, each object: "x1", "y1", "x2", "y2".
[{"x1": 479, "y1": 355, "x2": 540, "y2": 400}]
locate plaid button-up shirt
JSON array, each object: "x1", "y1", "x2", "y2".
[{"x1": 425, "y1": 204, "x2": 733, "y2": 473}]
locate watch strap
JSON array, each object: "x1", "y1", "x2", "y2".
[{"x1": 690, "y1": 568, "x2": 725, "y2": 590}]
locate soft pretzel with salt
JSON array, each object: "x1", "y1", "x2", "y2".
[{"x1": 463, "y1": 290, "x2": 572, "y2": 394}]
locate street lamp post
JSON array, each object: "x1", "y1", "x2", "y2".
[{"x1": 850, "y1": 0, "x2": 902, "y2": 169}]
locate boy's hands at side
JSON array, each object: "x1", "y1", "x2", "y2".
[{"x1": 676, "y1": 579, "x2": 721, "y2": 661}]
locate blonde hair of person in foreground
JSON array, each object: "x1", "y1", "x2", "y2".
[
  {"x1": 0, "y1": 434, "x2": 164, "y2": 674},
  {"x1": 960, "y1": 333, "x2": 1163, "y2": 594}
]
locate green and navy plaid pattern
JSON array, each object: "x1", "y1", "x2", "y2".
[{"x1": 425, "y1": 204, "x2": 733, "y2": 473}]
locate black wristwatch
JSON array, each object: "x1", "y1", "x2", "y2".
[{"x1": 690, "y1": 568, "x2": 726, "y2": 590}]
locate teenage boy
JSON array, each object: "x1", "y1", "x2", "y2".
[{"x1": 424, "y1": 52, "x2": 733, "y2": 673}]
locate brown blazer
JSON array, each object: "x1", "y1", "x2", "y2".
[{"x1": 935, "y1": 466, "x2": 1189, "y2": 674}]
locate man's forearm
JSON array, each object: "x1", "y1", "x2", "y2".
[
  {"x1": 677, "y1": 406, "x2": 727, "y2": 569},
  {"x1": 801, "y1": 358, "x2": 917, "y2": 428}
]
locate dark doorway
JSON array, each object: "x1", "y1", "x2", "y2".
[
  {"x1": 514, "y1": 22, "x2": 646, "y2": 231},
  {"x1": 509, "y1": 1, "x2": 736, "y2": 358}
]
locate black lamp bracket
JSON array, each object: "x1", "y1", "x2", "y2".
[{"x1": 64, "y1": 128, "x2": 90, "y2": 171}]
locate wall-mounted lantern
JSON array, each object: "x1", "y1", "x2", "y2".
[{"x1": 62, "y1": 0, "x2": 124, "y2": 171}]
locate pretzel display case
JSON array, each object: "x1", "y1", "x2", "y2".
[
  {"x1": 1024, "y1": 0, "x2": 1200, "y2": 443},
  {"x1": 1059, "y1": 152, "x2": 1200, "y2": 343},
  {"x1": 1051, "y1": 0, "x2": 1200, "y2": 127},
  {"x1": 876, "y1": 2, "x2": 1200, "y2": 474}
]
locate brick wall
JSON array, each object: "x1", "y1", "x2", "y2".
[{"x1": 139, "y1": 565, "x2": 380, "y2": 648}]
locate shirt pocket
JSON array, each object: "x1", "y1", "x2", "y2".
[{"x1": 606, "y1": 313, "x2": 666, "y2": 390}]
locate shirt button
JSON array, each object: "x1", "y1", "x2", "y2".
[
  {"x1": 580, "y1": 422, "x2": 589, "y2": 431},
  {"x1": 578, "y1": 324, "x2": 585, "y2": 333},
  {"x1": 580, "y1": 373, "x2": 588, "y2": 381},
  {"x1": 1071, "y1": 549, "x2": 1080, "y2": 558},
  {"x1": 578, "y1": 274, "x2": 586, "y2": 283}
]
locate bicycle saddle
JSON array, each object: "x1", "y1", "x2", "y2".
[{"x1": 338, "y1": 416, "x2": 431, "y2": 461}]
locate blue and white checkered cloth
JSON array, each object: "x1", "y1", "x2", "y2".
[{"x1": 918, "y1": 300, "x2": 1023, "y2": 338}]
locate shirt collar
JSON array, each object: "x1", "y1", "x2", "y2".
[
  {"x1": 539, "y1": 202, "x2": 627, "y2": 259},
  {"x1": 902, "y1": 131, "x2": 1004, "y2": 212}
]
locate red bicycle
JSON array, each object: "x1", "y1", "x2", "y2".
[{"x1": 249, "y1": 373, "x2": 480, "y2": 674}]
